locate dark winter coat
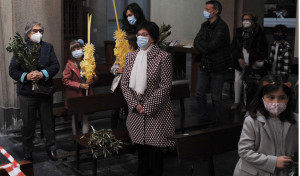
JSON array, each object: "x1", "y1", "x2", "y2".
[
  {"x1": 231, "y1": 24, "x2": 268, "y2": 71},
  {"x1": 193, "y1": 17, "x2": 231, "y2": 73},
  {"x1": 9, "y1": 41, "x2": 60, "y2": 97},
  {"x1": 121, "y1": 45, "x2": 175, "y2": 147}
]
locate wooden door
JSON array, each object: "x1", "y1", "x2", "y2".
[{"x1": 63, "y1": 0, "x2": 85, "y2": 65}]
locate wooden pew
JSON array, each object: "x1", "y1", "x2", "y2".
[
  {"x1": 170, "y1": 123, "x2": 243, "y2": 176},
  {"x1": 0, "y1": 160, "x2": 34, "y2": 176},
  {"x1": 170, "y1": 83, "x2": 190, "y2": 132},
  {"x1": 67, "y1": 83, "x2": 190, "y2": 175},
  {"x1": 68, "y1": 91, "x2": 127, "y2": 176}
]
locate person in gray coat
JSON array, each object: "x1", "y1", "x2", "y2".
[{"x1": 234, "y1": 75, "x2": 298, "y2": 176}]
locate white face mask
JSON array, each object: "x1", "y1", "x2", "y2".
[
  {"x1": 30, "y1": 32, "x2": 43, "y2": 43},
  {"x1": 242, "y1": 20, "x2": 252, "y2": 28},
  {"x1": 254, "y1": 60, "x2": 264, "y2": 68}
]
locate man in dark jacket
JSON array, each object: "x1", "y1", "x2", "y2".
[{"x1": 193, "y1": 0, "x2": 231, "y2": 122}]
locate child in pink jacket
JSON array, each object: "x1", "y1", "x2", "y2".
[{"x1": 62, "y1": 39, "x2": 96, "y2": 135}]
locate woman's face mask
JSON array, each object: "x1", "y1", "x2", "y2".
[
  {"x1": 242, "y1": 20, "x2": 252, "y2": 28},
  {"x1": 127, "y1": 16, "x2": 137, "y2": 25},
  {"x1": 72, "y1": 49, "x2": 83, "y2": 59},
  {"x1": 253, "y1": 60, "x2": 264, "y2": 69},
  {"x1": 137, "y1": 36, "x2": 149, "y2": 50},
  {"x1": 30, "y1": 32, "x2": 43, "y2": 43}
]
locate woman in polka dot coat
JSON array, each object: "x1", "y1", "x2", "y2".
[{"x1": 121, "y1": 21, "x2": 175, "y2": 176}]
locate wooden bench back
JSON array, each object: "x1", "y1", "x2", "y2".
[
  {"x1": 170, "y1": 83, "x2": 190, "y2": 100},
  {"x1": 67, "y1": 83, "x2": 190, "y2": 115},
  {"x1": 67, "y1": 91, "x2": 126, "y2": 114},
  {"x1": 171, "y1": 123, "x2": 242, "y2": 163}
]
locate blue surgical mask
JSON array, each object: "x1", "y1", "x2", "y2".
[
  {"x1": 127, "y1": 16, "x2": 137, "y2": 25},
  {"x1": 203, "y1": 11, "x2": 211, "y2": 19},
  {"x1": 137, "y1": 36, "x2": 149, "y2": 50},
  {"x1": 72, "y1": 49, "x2": 83, "y2": 59}
]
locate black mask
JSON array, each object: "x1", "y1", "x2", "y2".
[{"x1": 273, "y1": 34, "x2": 283, "y2": 41}]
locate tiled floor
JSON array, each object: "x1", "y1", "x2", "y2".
[{"x1": 0, "y1": 82, "x2": 245, "y2": 176}]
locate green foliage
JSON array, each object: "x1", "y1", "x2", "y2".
[
  {"x1": 81, "y1": 126, "x2": 123, "y2": 159},
  {"x1": 6, "y1": 32, "x2": 41, "y2": 72},
  {"x1": 157, "y1": 23, "x2": 172, "y2": 50}
]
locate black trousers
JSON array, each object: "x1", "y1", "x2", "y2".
[
  {"x1": 19, "y1": 95, "x2": 56, "y2": 154},
  {"x1": 135, "y1": 144, "x2": 164, "y2": 176}
]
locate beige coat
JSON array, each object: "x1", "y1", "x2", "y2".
[
  {"x1": 121, "y1": 45, "x2": 175, "y2": 147},
  {"x1": 233, "y1": 113, "x2": 298, "y2": 176}
]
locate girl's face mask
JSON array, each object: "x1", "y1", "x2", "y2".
[
  {"x1": 262, "y1": 98, "x2": 287, "y2": 116},
  {"x1": 72, "y1": 49, "x2": 83, "y2": 59}
]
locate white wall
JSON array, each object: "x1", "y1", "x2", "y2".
[
  {"x1": 150, "y1": 0, "x2": 236, "y2": 42},
  {"x1": 150, "y1": 0, "x2": 204, "y2": 42}
]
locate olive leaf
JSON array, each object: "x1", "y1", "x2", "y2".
[
  {"x1": 81, "y1": 126, "x2": 123, "y2": 159},
  {"x1": 6, "y1": 32, "x2": 42, "y2": 72}
]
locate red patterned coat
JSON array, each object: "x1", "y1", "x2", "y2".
[
  {"x1": 121, "y1": 45, "x2": 175, "y2": 147},
  {"x1": 62, "y1": 60, "x2": 94, "y2": 109}
]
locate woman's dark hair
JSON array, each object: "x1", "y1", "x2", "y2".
[
  {"x1": 206, "y1": 1, "x2": 222, "y2": 15},
  {"x1": 272, "y1": 24, "x2": 288, "y2": 36},
  {"x1": 241, "y1": 12, "x2": 258, "y2": 23},
  {"x1": 122, "y1": 3, "x2": 146, "y2": 27},
  {"x1": 137, "y1": 21, "x2": 159, "y2": 44},
  {"x1": 126, "y1": 34, "x2": 138, "y2": 50},
  {"x1": 248, "y1": 75, "x2": 296, "y2": 124}
]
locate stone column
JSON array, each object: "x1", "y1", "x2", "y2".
[{"x1": 0, "y1": 0, "x2": 63, "y2": 133}]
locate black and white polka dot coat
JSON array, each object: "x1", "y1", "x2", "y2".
[{"x1": 121, "y1": 45, "x2": 175, "y2": 147}]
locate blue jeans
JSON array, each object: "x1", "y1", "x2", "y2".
[{"x1": 196, "y1": 68, "x2": 225, "y2": 120}]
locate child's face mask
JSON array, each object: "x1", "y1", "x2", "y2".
[
  {"x1": 72, "y1": 49, "x2": 83, "y2": 59},
  {"x1": 262, "y1": 98, "x2": 287, "y2": 116}
]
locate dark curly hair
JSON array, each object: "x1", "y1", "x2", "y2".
[
  {"x1": 122, "y1": 3, "x2": 146, "y2": 35},
  {"x1": 272, "y1": 24, "x2": 288, "y2": 37},
  {"x1": 137, "y1": 21, "x2": 159, "y2": 44},
  {"x1": 248, "y1": 75, "x2": 296, "y2": 124}
]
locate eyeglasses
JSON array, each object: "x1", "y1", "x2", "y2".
[
  {"x1": 136, "y1": 33, "x2": 149, "y2": 37},
  {"x1": 32, "y1": 29, "x2": 44, "y2": 33}
]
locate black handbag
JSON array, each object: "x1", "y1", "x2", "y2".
[{"x1": 33, "y1": 84, "x2": 54, "y2": 95}]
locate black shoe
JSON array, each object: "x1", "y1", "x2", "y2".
[
  {"x1": 47, "y1": 149, "x2": 58, "y2": 161},
  {"x1": 24, "y1": 153, "x2": 33, "y2": 162}
]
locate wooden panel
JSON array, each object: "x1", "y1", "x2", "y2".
[
  {"x1": 67, "y1": 92, "x2": 127, "y2": 114},
  {"x1": 104, "y1": 40, "x2": 116, "y2": 64},
  {"x1": 170, "y1": 83, "x2": 190, "y2": 100},
  {"x1": 176, "y1": 134, "x2": 211, "y2": 163},
  {"x1": 171, "y1": 123, "x2": 243, "y2": 164},
  {"x1": 63, "y1": 0, "x2": 84, "y2": 65}
]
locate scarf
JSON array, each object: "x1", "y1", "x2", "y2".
[{"x1": 129, "y1": 45, "x2": 152, "y2": 94}]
